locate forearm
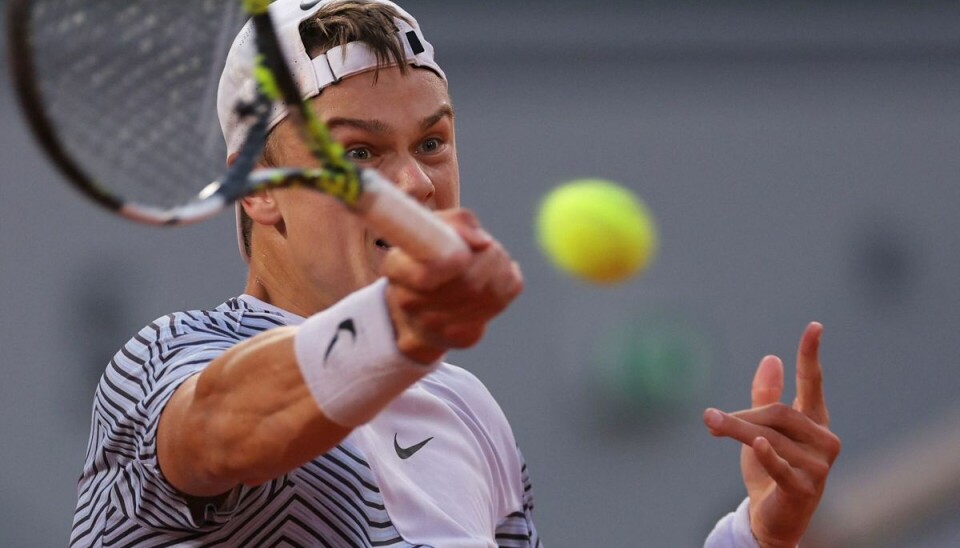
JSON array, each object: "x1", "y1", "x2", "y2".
[{"x1": 158, "y1": 326, "x2": 350, "y2": 496}]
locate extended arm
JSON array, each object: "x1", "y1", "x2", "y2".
[
  {"x1": 157, "y1": 209, "x2": 522, "y2": 498},
  {"x1": 158, "y1": 326, "x2": 347, "y2": 496}
]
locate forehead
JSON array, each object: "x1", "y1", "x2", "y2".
[{"x1": 311, "y1": 66, "x2": 451, "y2": 123}]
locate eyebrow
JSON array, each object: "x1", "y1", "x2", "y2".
[
  {"x1": 420, "y1": 105, "x2": 455, "y2": 131},
  {"x1": 325, "y1": 105, "x2": 455, "y2": 136},
  {"x1": 325, "y1": 117, "x2": 392, "y2": 135}
]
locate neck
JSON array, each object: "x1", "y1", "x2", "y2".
[{"x1": 244, "y1": 256, "x2": 329, "y2": 318}]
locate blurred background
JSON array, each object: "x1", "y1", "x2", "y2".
[{"x1": 2, "y1": 0, "x2": 959, "y2": 545}]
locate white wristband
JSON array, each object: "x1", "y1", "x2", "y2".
[
  {"x1": 704, "y1": 497, "x2": 761, "y2": 548},
  {"x1": 293, "y1": 279, "x2": 439, "y2": 427}
]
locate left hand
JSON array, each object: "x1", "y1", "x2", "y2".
[{"x1": 703, "y1": 322, "x2": 842, "y2": 548}]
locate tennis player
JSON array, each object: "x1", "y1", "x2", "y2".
[{"x1": 70, "y1": 1, "x2": 840, "y2": 546}]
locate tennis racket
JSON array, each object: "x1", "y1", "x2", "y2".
[{"x1": 7, "y1": 0, "x2": 466, "y2": 262}]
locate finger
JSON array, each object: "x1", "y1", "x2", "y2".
[
  {"x1": 382, "y1": 208, "x2": 494, "y2": 290},
  {"x1": 382, "y1": 245, "x2": 470, "y2": 291},
  {"x1": 751, "y1": 437, "x2": 807, "y2": 495},
  {"x1": 438, "y1": 208, "x2": 492, "y2": 252},
  {"x1": 456, "y1": 242, "x2": 520, "y2": 303},
  {"x1": 509, "y1": 261, "x2": 525, "y2": 298},
  {"x1": 729, "y1": 403, "x2": 825, "y2": 446},
  {"x1": 438, "y1": 320, "x2": 488, "y2": 348},
  {"x1": 796, "y1": 321, "x2": 829, "y2": 425},
  {"x1": 393, "y1": 284, "x2": 511, "y2": 327},
  {"x1": 704, "y1": 408, "x2": 812, "y2": 466},
  {"x1": 398, "y1": 307, "x2": 489, "y2": 348},
  {"x1": 387, "y1": 245, "x2": 521, "y2": 320},
  {"x1": 751, "y1": 355, "x2": 784, "y2": 408}
]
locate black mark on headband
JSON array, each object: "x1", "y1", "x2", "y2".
[{"x1": 406, "y1": 31, "x2": 424, "y2": 55}]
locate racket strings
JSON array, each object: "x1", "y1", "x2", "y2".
[{"x1": 24, "y1": 0, "x2": 246, "y2": 208}]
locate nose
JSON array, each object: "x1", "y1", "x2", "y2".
[{"x1": 390, "y1": 156, "x2": 435, "y2": 205}]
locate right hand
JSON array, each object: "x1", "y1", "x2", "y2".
[{"x1": 382, "y1": 208, "x2": 523, "y2": 364}]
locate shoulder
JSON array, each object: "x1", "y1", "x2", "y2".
[
  {"x1": 428, "y1": 362, "x2": 498, "y2": 406},
  {"x1": 118, "y1": 305, "x2": 240, "y2": 362},
  {"x1": 148, "y1": 297, "x2": 287, "y2": 342},
  {"x1": 423, "y1": 363, "x2": 515, "y2": 436},
  {"x1": 105, "y1": 299, "x2": 279, "y2": 390},
  {"x1": 120, "y1": 298, "x2": 289, "y2": 361}
]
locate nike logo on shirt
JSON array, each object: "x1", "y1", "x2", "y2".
[{"x1": 394, "y1": 433, "x2": 433, "y2": 460}]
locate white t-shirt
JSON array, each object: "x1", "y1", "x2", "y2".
[{"x1": 71, "y1": 291, "x2": 540, "y2": 547}]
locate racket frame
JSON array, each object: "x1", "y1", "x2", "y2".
[
  {"x1": 8, "y1": 0, "x2": 124, "y2": 212},
  {"x1": 7, "y1": 0, "x2": 467, "y2": 261}
]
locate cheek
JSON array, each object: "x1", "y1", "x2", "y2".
[
  {"x1": 283, "y1": 193, "x2": 356, "y2": 248},
  {"x1": 432, "y1": 158, "x2": 460, "y2": 209}
]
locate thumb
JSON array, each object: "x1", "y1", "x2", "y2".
[{"x1": 751, "y1": 355, "x2": 784, "y2": 408}]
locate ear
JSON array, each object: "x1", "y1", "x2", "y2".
[
  {"x1": 227, "y1": 152, "x2": 279, "y2": 225},
  {"x1": 240, "y1": 191, "x2": 283, "y2": 227}
]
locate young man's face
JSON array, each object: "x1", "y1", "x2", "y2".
[{"x1": 256, "y1": 66, "x2": 459, "y2": 310}]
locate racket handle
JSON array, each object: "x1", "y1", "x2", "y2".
[{"x1": 357, "y1": 169, "x2": 469, "y2": 263}]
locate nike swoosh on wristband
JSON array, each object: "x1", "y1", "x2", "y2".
[
  {"x1": 300, "y1": 0, "x2": 323, "y2": 10},
  {"x1": 394, "y1": 433, "x2": 433, "y2": 460},
  {"x1": 323, "y1": 318, "x2": 356, "y2": 363}
]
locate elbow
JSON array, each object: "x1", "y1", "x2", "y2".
[
  {"x1": 173, "y1": 376, "x2": 264, "y2": 491},
  {"x1": 187, "y1": 406, "x2": 264, "y2": 488}
]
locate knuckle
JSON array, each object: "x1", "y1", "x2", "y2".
[
  {"x1": 824, "y1": 432, "x2": 842, "y2": 460},
  {"x1": 380, "y1": 252, "x2": 401, "y2": 278},
  {"x1": 395, "y1": 292, "x2": 424, "y2": 317},
  {"x1": 422, "y1": 262, "x2": 460, "y2": 291},
  {"x1": 508, "y1": 276, "x2": 524, "y2": 299},
  {"x1": 392, "y1": 285, "x2": 414, "y2": 306},
  {"x1": 486, "y1": 238, "x2": 506, "y2": 254},
  {"x1": 768, "y1": 402, "x2": 791, "y2": 421},
  {"x1": 468, "y1": 270, "x2": 489, "y2": 295},
  {"x1": 438, "y1": 239, "x2": 472, "y2": 268},
  {"x1": 491, "y1": 254, "x2": 521, "y2": 294},
  {"x1": 444, "y1": 323, "x2": 485, "y2": 348},
  {"x1": 447, "y1": 248, "x2": 472, "y2": 271},
  {"x1": 455, "y1": 273, "x2": 484, "y2": 300},
  {"x1": 441, "y1": 207, "x2": 478, "y2": 230},
  {"x1": 420, "y1": 312, "x2": 447, "y2": 333},
  {"x1": 401, "y1": 266, "x2": 425, "y2": 288},
  {"x1": 808, "y1": 459, "x2": 831, "y2": 480},
  {"x1": 454, "y1": 208, "x2": 478, "y2": 225}
]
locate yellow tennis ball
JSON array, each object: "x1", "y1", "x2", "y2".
[{"x1": 537, "y1": 179, "x2": 658, "y2": 284}]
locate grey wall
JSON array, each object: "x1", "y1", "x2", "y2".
[{"x1": 2, "y1": 1, "x2": 959, "y2": 546}]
